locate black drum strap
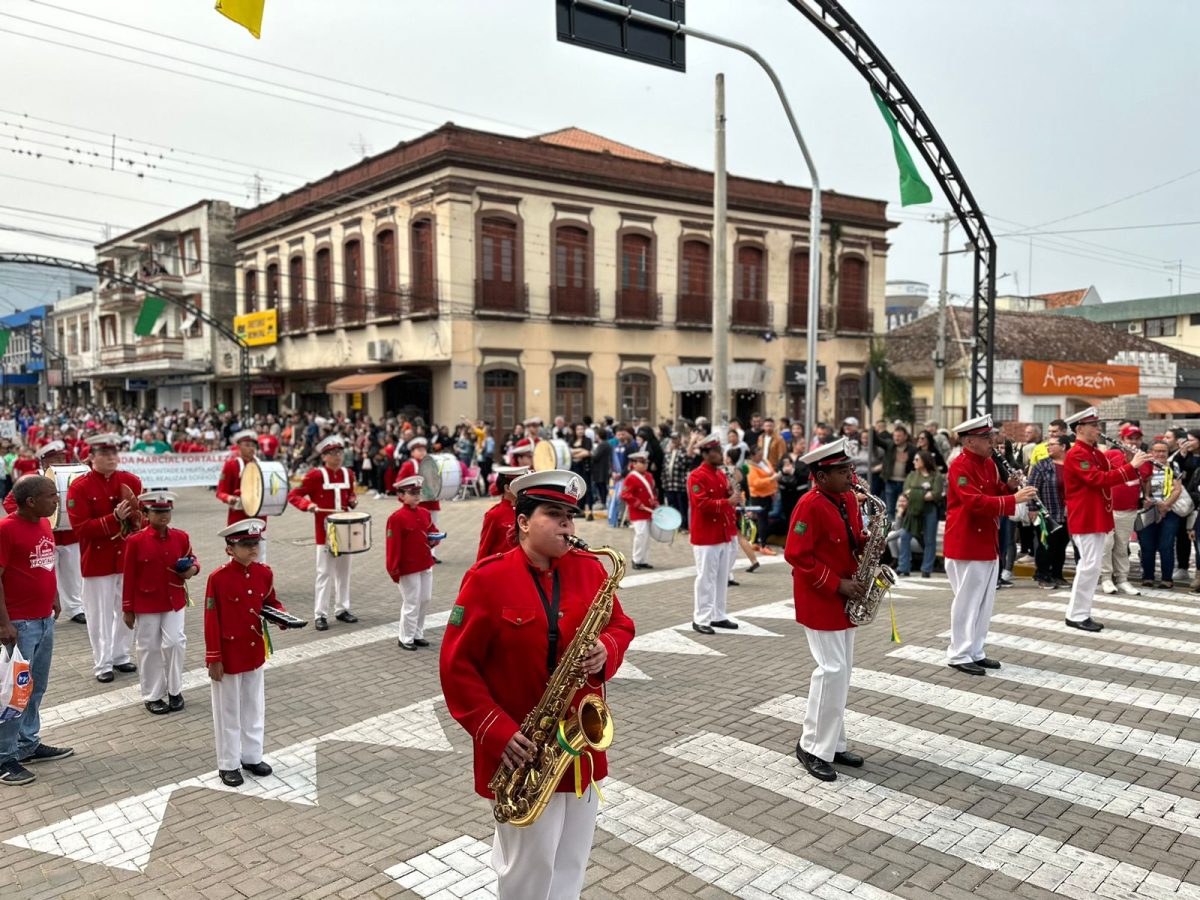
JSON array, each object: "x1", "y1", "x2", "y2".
[{"x1": 528, "y1": 567, "x2": 561, "y2": 676}]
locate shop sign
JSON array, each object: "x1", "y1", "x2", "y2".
[
  {"x1": 233, "y1": 309, "x2": 278, "y2": 346},
  {"x1": 1022, "y1": 360, "x2": 1139, "y2": 397}
]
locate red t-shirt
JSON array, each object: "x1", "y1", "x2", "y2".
[
  {"x1": 0, "y1": 514, "x2": 57, "y2": 619},
  {"x1": 11, "y1": 458, "x2": 38, "y2": 479}
]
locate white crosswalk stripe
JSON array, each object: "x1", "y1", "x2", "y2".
[
  {"x1": 1020, "y1": 600, "x2": 1200, "y2": 633},
  {"x1": 851, "y1": 668, "x2": 1200, "y2": 770},
  {"x1": 665, "y1": 732, "x2": 1200, "y2": 899},
  {"x1": 888, "y1": 643, "x2": 1200, "y2": 719},
  {"x1": 1055, "y1": 592, "x2": 1200, "y2": 618},
  {"x1": 990, "y1": 614, "x2": 1200, "y2": 655},
  {"x1": 754, "y1": 693, "x2": 1200, "y2": 840}
]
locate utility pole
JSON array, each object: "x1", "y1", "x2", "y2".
[
  {"x1": 712, "y1": 73, "x2": 729, "y2": 433},
  {"x1": 933, "y1": 213, "x2": 953, "y2": 425}
]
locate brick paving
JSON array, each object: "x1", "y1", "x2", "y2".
[{"x1": 3, "y1": 487, "x2": 1200, "y2": 897}]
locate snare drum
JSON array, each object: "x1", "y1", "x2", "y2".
[
  {"x1": 44, "y1": 464, "x2": 90, "y2": 531},
  {"x1": 325, "y1": 511, "x2": 372, "y2": 557},
  {"x1": 649, "y1": 506, "x2": 682, "y2": 543},
  {"x1": 241, "y1": 459, "x2": 290, "y2": 517}
]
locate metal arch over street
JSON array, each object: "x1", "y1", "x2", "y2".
[
  {"x1": 785, "y1": 0, "x2": 997, "y2": 414},
  {"x1": 0, "y1": 253, "x2": 251, "y2": 413}
]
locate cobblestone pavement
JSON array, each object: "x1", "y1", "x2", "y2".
[{"x1": 5, "y1": 487, "x2": 1200, "y2": 898}]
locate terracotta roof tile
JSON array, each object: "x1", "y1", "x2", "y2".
[
  {"x1": 1033, "y1": 288, "x2": 1088, "y2": 309},
  {"x1": 532, "y1": 127, "x2": 688, "y2": 166}
]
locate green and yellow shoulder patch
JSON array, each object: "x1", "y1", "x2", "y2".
[
  {"x1": 793, "y1": 521, "x2": 808, "y2": 535},
  {"x1": 1080, "y1": 461, "x2": 1090, "y2": 470},
  {"x1": 448, "y1": 604, "x2": 465, "y2": 626},
  {"x1": 691, "y1": 484, "x2": 701, "y2": 493},
  {"x1": 205, "y1": 596, "x2": 215, "y2": 610},
  {"x1": 957, "y1": 475, "x2": 968, "y2": 486}
]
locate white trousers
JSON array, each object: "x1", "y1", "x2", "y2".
[
  {"x1": 1068, "y1": 532, "x2": 1107, "y2": 622},
  {"x1": 800, "y1": 627, "x2": 855, "y2": 762},
  {"x1": 314, "y1": 546, "x2": 353, "y2": 618},
  {"x1": 631, "y1": 519, "x2": 650, "y2": 565},
  {"x1": 492, "y1": 790, "x2": 598, "y2": 900},
  {"x1": 429, "y1": 510, "x2": 440, "y2": 559},
  {"x1": 945, "y1": 558, "x2": 999, "y2": 665},
  {"x1": 692, "y1": 542, "x2": 730, "y2": 627},
  {"x1": 1101, "y1": 510, "x2": 1137, "y2": 584},
  {"x1": 134, "y1": 609, "x2": 186, "y2": 702},
  {"x1": 211, "y1": 667, "x2": 265, "y2": 771},
  {"x1": 83, "y1": 574, "x2": 133, "y2": 677},
  {"x1": 726, "y1": 535, "x2": 740, "y2": 581},
  {"x1": 55, "y1": 542, "x2": 83, "y2": 618},
  {"x1": 398, "y1": 568, "x2": 433, "y2": 644}
]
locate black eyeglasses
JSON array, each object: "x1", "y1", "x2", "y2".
[{"x1": 400, "y1": 487, "x2": 422, "y2": 494}]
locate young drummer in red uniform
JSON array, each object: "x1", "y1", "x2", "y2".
[
  {"x1": 122, "y1": 491, "x2": 200, "y2": 715},
  {"x1": 1063, "y1": 407, "x2": 1150, "y2": 632},
  {"x1": 216, "y1": 430, "x2": 270, "y2": 562},
  {"x1": 395, "y1": 438, "x2": 443, "y2": 561},
  {"x1": 440, "y1": 470, "x2": 635, "y2": 900},
  {"x1": 287, "y1": 435, "x2": 357, "y2": 631},
  {"x1": 620, "y1": 450, "x2": 659, "y2": 570},
  {"x1": 477, "y1": 466, "x2": 529, "y2": 562},
  {"x1": 386, "y1": 475, "x2": 443, "y2": 651},
  {"x1": 687, "y1": 435, "x2": 739, "y2": 635},
  {"x1": 66, "y1": 433, "x2": 143, "y2": 683},
  {"x1": 205, "y1": 518, "x2": 295, "y2": 787},
  {"x1": 784, "y1": 439, "x2": 870, "y2": 783}
]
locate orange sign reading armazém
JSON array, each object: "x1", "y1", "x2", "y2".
[{"x1": 1022, "y1": 360, "x2": 1139, "y2": 397}]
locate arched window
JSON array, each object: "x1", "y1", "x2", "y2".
[
  {"x1": 479, "y1": 216, "x2": 519, "y2": 310},
  {"x1": 619, "y1": 371, "x2": 652, "y2": 423},
  {"x1": 375, "y1": 229, "x2": 398, "y2": 317},
  {"x1": 837, "y1": 256, "x2": 868, "y2": 331},
  {"x1": 315, "y1": 247, "x2": 332, "y2": 328},
  {"x1": 836, "y1": 375, "x2": 863, "y2": 425},
  {"x1": 554, "y1": 371, "x2": 588, "y2": 424},
  {"x1": 617, "y1": 232, "x2": 655, "y2": 321},
  {"x1": 344, "y1": 238, "x2": 363, "y2": 323},
  {"x1": 678, "y1": 238, "x2": 711, "y2": 325},
  {"x1": 288, "y1": 254, "x2": 305, "y2": 331},
  {"x1": 552, "y1": 225, "x2": 591, "y2": 317},
  {"x1": 411, "y1": 218, "x2": 436, "y2": 314},
  {"x1": 788, "y1": 250, "x2": 810, "y2": 330},
  {"x1": 265, "y1": 262, "x2": 280, "y2": 312},
  {"x1": 243, "y1": 269, "x2": 258, "y2": 314},
  {"x1": 482, "y1": 368, "x2": 520, "y2": 435}
]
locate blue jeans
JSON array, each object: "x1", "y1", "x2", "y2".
[
  {"x1": 897, "y1": 506, "x2": 940, "y2": 575},
  {"x1": 1139, "y1": 512, "x2": 1181, "y2": 581},
  {"x1": 0, "y1": 615, "x2": 55, "y2": 765},
  {"x1": 884, "y1": 481, "x2": 904, "y2": 520}
]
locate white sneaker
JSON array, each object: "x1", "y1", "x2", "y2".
[
  {"x1": 1100, "y1": 580, "x2": 1118, "y2": 594},
  {"x1": 1001, "y1": 570, "x2": 1013, "y2": 582},
  {"x1": 1173, "y1": 568, "x2": 1190, "y2": 582},
  {"x1": 1117, "y1": 582, "x2": 1142, "y2": 596}
]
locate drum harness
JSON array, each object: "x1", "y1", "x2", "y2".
[{"x1": 320, "y1": 465, "x2": 352, "y2": 555}]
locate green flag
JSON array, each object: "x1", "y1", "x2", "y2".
[
  {"x1": 872, "y1": 91, "x2": 933, "y2": 207},
  {"x1": 134, "y1": 296, "x2": 168, "y2": 337},
  {"x1": 0, "y1": 330, "x2": 10, "y2": 358}
]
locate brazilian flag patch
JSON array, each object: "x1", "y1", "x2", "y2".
[
  {"x1": 794, "y1": 521, "x2": 808, "y2": 535},
  {"x1": 449, "y1": 604, "x2": 465, "y2": 626},
  {"x1": 1080, "y1": 461, "x2": 1090, "y2": 469},
  {"x1": 68, "y1": 499, "x2": 75, "y2": 508},
  {"x1": 957, "y1": 476, "x2": 968, "y2": 486},
  {"x1": 691, "y1": 484, "x2": 701, "y2": 493},
  {"x1": 205, "y1": 596, "x2": 215, "y2": 610},
  {"x1": 386, "y1": 529, "x2": 392, "y2": 538}
]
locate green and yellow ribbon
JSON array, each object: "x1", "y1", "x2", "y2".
[
  {"x1": 556, "y1": 721, "x2": 605, "y2": 803},
  {"x1": 889, "y1": 598, "x2": 902, "y2": 644},
  {"x1": 261, "y1": 616, "x2": 274, "y2": 661},
  {"x1": 326, "y1": 521, "x2": 340, "y2": 557}
]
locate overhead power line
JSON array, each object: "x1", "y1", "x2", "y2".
[{"x1": 997, "y1": 220, "x2": 1200, "y2": 237}]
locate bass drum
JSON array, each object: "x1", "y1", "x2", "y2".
[
  {"x1": 649, "y1": 506, "x2": 682, "y2": 543},
  {"x1": 418, "y1": 453, "x2": 462, "y2": 502},
  {"x1": 533, "y1": 438, "x2": 572, "y2": 471},
  {"x1": 44, "y1": 464, "x2": 91, "y2": 531},
  {"x1": 241, "y1": 459, "x2": 290, "y2": 517}
]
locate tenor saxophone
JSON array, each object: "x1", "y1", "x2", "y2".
[
  {"x1": 845, "y1": 475, "x2": 897, "y2": 626},
  {"x1": 489, "y1": 535, "x2": 624, "y2": 827}
]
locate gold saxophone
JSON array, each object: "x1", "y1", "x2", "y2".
[
  {"x1": 489, "y1": 535, "x2": 624, "y2": 828},
  {"x1": 845, "y1": 475, "x2": 897, "y2": 625}
]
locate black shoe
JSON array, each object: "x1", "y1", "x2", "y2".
[
  {"x1": 19, "y1": 744, "x2": 74, "y2": 764},
  {"x1": 896, "y1": 571, "x2": 911, "y2": 577},
  {"x1": 796, "y1": 745, "x2": 836, "y2": 782},
  {"x1": 219, "y1": 769, "x2": 244, "y2": 787},
  {"x1": 335, "y1": 611, "x2": 358, "y2": 624},
  {"x1": 727, "y1": 579, "x2": 740, "y2": 587},
  {"x1": 974, "y1": 658, "x2": 1001, "y2": 670},
  {"x1": 632, "y1": 563, "x2": 654, "y2": 570},
  {"x1": 950, "y1": 662, "x2": 987, "y2": 676},
  {"x1": 833, "y1": 750, "x2": 864, "y2": 768},
  {"x1": 435, "y1": 558, "x2": 444, "y2": 564},
  {"x1": 1053, "y1": 579, "x2": 1069, "y2": 588},
  {"x1": 711, "y1": 619, "x2": 739, "y2": 630},
  {"x1": 746, "y1": 562, "x2": 760, "y2": 573},
  {"x1": 921, "y1": 572, "x2": 931, "y2": 579},
  {"x1": 145, "y1": 700, "x2": 170, "y2": 715},
  {"x1": 96, "y1": 671, "x2": 114, "y2": 683},
  {"x1": 241, "y1": 761, "x2": 273, "y2": 777},
  {"x1": 114, "y1": 662, "x2": 137, "y2": 673},
  {"x1": 1066, "y1": 617, "x2": 1104, "y2": 632},
  {"x1": 168, "y1": 694, "x2": 185, "y2": 712},
  {"x1": 70, "y1": 613, "x2": 87, "y2": 624},
  {"x1": 314, "y1": 617, "x2": 328, "y2": 631},
  {"x1": 996, "y1": 578, "x2": 1013, "y2": 589},
  {"x1": 0, "y1": 759, "x2": 36, "y2": 785},
  {"x1": 692, "y1": 622, "x2": 715, "y2": 635},
  {"x1": 398, "y1": 639, "x2": 417, "y2": 651},
  {"x1": 413, "y1": 638, "x2": 430, "y2": 648}
]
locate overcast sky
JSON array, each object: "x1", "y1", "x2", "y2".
[{"x1": 1, "y1": 0, "x2": 1198, "y2": 309}]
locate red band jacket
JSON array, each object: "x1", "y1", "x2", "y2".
[
  {"x1": 287, "y1": 465, "x2": 356, "y2": 545},
  {"x1": 1065, "y1": 440, "x2": 1136, "y2": 535},
  {"x1": 66, "y1": 469, "x2": 144, "y2": 577},
  {"x1": 203, "y1": 560, "x2": 286, "y2": 675},
  {"x1": 439, "y1": 545, "x2": 635, "y2": 798},
  {"x1": 386, "y1": 504, "x2": 436, "y2": 581},
  {"x1": 784, "y1": 486, "x2": 863, "y2": 631},
  {"x1": 216, "y1": 455, "x2": 268, "y2": 530},
  {"x1": 121, "y1": 525, "x2": 199, "y2": 614},
  {"x1": 944, "y1": 450, "x2": 1015, "y2": 561},
  {"x1": 476, "y1": 498, "x2": 516, "y2": 562},
  {"x1": 620, "y1": 471, "x2": 658, "y2": 522},
  {"x1": 687, "y1": 463, "x2": 737, "y2": 546}
]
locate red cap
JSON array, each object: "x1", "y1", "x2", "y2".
[{"x1": 1119, "y1": 424, "x2": 1143, "y2": 439}]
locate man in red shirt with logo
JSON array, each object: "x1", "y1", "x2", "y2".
[
  {"x1": 386, "y1": 475, "x2": 443, "y2": 651},
  {"x1": 620, "y1": 450, "x2": 658, "y2": 570},
  {"x1": 0, "y1": 475, "x2": 73, "y2": 786},
  {"x1": 687, "y1": 435, "x2": 739, "y2": 635},
  {"x1": 477, "y1": 465, "x2": 528, "y2": 561},
  {"x1": 784, "y1": 439, "x2": 869, "y2": 782},
  {"x1": 257, "y1": 426, "x2": 280, "y2": 461},
  {"x1": 1100, "y1": 424, "x2": 1146, "y2": 596},
  {"x1": 1063, "y1": 407, "x2": 1149, "y2": 631},
  {"x1": 216, "y1": 430, "x2": 270, "y2": 563}
]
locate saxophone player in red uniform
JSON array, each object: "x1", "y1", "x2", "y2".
[
  {"x1": 784, "y1": 438, "x2": 869, "y2": 782},
  {"x1": 440, "y1": 470, "x2": 635, "y2": 900}
]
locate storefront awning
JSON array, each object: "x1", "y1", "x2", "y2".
[
  {"x1": 326, "y1": 371, "x2": 403, "y2": 394},
  {"x1": 1149, "y1": 398, "x2": 1200, "y2": 415}
]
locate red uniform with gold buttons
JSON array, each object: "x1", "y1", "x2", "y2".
[
  {"x1": 440, "y1": 545, "x2": 635, "y2": 798},
  {"x1": 216, "y1": 455, "x2": 265, "y2": 529},
  {"x1": 287, "y1": 464, "x2": 356, "y2": 545},
  {"x1": 784, "y1": 486, "x2": 863, "y2": 631},
  {"x1": 477, "y1": 498, "x2": 516, "y2": 561},
  {"x1": 1064, "y1": 440, "x2": 1135, "y2": 536},
  {"x1": 943, "y1": 450, "x2": 1015, "y2": 561},
  {"x1": 203, "y1": 560, "x2": 284, "y2": 675},
  {"x1": 687, "y1": 460, "x2": 737, "y2": 628}
]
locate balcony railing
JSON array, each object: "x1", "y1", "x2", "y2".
[
  {"x1": 787, "y1": 302, "x2": 811, "y2": 332},
  {"x1": 98, "y1": 281, "x2": 137, "y2": 307},
  {"x1": 475, "y1": 279, "x2": 529, "y2": 316},
  {"x1": 279, "y1": 303, "x2": 307, "y2": 334},
  {"x1": 835, "y1": 305, "x2": 874, "y2": 333},
  {"x1": 731, "y1": 298, "x2": 772, "y2": 332},
  {"x1": 277, "y1": 284, "x2": 441, "y2": 335},
  {"x1": 404, "y1": 284, "x2": 439, "y2": 318},
  {"x1": 676, "y1": 292, "x2": 712, "y2": 328},
  {"x1": 136, "y1": 335, "x2": 185, "y2": 360},
  {"x1": 550, "y1": 286, "x2": 598, "y2": 320},
  {"x1": 615, "y1": 290, "x2": 661, "y2": 326},
  {"x1": 99, "y1": 345, "x2": 136, "y2": 365}
]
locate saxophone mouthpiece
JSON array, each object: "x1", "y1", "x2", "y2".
[{"x1": 565, "y1": 535, "x2": 588, "y2": 551}]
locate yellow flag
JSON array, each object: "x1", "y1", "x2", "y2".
[{"x1": 215, "y1": 0, "x2": 264, "y2": 39}]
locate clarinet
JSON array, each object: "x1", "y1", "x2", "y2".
[{"x1": 992, "y1": 450, "x2": 1064, "y2": 534}]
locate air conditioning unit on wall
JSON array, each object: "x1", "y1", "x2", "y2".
[
  {"x1": 367, "y1": 340, "x2": 394, "y2": 362},
  {"x1": 1127, "y1": 321, "x2": 1143, "y2": 334}
]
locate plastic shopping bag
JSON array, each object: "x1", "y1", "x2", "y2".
[{"x1": 0, "y1": 644, "x2": 32, "y2": 722}]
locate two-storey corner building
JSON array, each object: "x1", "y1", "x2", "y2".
[
  {"x1": 232, "y1": 124, "x2": 894, "y2": 429},
  {"x1": 91, "y1": 200, "x2": 237, "y2": 410},
  {"x1": 47, "y1": 290, "x2": 99, "y2": 406}
]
